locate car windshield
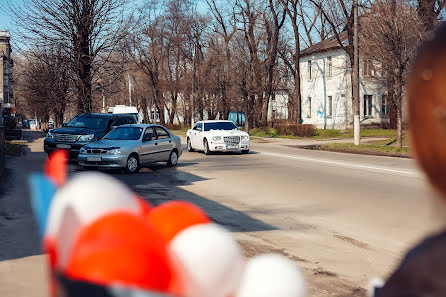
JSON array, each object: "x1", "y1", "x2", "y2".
[
  {"x1": 103, "y1": 127, "x2": 143, "y2": 140},
  {"x1": 204, "y1": 122, "x2": 237, "y2": 131},
  {"x1": 67, "y1": 115, "x2": 108, "y2": 129}
]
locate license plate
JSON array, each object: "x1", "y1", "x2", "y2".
[
  {"x1": 227, "y1": 146, "x2": 239, "y2": 150},
  {"x1": 56, "y1": 144, "x2": 71, "y2": 149},
  {"x1": 87, "y1": 157, "x2": 102, "y2": 162}
]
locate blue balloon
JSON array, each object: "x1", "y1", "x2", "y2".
[{"x1": 29, "y1": 173, "x2": 57, "y2": 238}]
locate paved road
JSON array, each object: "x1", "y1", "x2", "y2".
[{"x1": 0, "y1": 131, "x2": 440, "y2": 296}]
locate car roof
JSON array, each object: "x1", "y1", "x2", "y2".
[
  {"x1": 77, "y1": 113, "x2": 133, "y2": 118},
  {"x1": 119, "y1": 124, "x2": 167, "y2": 129},
  {"x1": 197, "y1": 120, "x2": 234, "y2": 124}
]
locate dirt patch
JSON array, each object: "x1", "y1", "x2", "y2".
[
  {"x1": 314, "y1": 267, "x2": 338, "y2": 277},
  {"x1": 334, "y1": 235, "x2": 370, "y2": 249},
  {"x1": 238, "y1": 239, "x2": 367, "y2": 297}
]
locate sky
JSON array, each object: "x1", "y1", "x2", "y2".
[{"x1": 0, "y1": 0, "x2": 14, "y2": 32}]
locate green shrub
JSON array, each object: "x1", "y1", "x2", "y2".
[
  {"x1": 268, "y1": 128, "x2": 278, "y2": 137},
  {"x1": 274, "y1": 124, "x2": 316, "y2": 137}
]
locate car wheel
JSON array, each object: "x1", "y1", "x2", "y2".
[
  {"x1": 204, "y1": 139, "x2": 211, "y2": 155},
  {"x1": 242, "y1": 150, "x2": 250, "y2": 154},
  {"x1": 187, "y1": 137, "x2": 194, "y2": 152},
  {"x1": 125, "y1": 154, "x2": 140, "y2": 174},
  {"x1": 167, "y1": 149, "x2": 179, "y2": 167}
]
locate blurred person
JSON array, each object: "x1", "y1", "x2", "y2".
[{"x1": 375, "y1": 22, "x2": 446, "y2": 297}]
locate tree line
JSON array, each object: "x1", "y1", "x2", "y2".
[{"x1": 10, "y1": 0, "x2": 445, "y2": 136}]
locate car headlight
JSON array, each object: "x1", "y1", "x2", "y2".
[
  {"x1": 213, "y1": 136, "x2": 222, "y2": 141},
  {"x1": 241, "y1": 135, "x2": 250, "y2": 141},
  {"x1": 80, "y1": 147, "x2": 87, "y2": 154},
  {"x1": 46, "y1": 131, "x2": 54, "y2": 139},
  {"x1": 78, "y1": 134, "x2": 95, "y2": 142},
  {"x1": 107, "y1": 148, "x2": 122, "y2": 155}
]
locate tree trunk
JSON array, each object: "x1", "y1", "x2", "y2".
[{"x1": 397, "y1": 99, "x2": 403, "y2": 148}]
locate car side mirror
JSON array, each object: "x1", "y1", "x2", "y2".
[
  {"x1": 62, "y1": 122, "x2": 67, "y2": 127},
  {"x1": 143, "y1": 135, "x2": 152, "y2": 142}
]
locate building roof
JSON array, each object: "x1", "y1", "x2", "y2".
[{"x1": 301, "y1": 31, "x2": 348, "y2": 57}]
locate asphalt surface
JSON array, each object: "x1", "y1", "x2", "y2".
[{"x1": 0, "y1": 131, "x2": 441, "y2": 297}]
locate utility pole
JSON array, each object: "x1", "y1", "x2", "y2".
[
  {"x1": 191, "y1": 44, "x2": 196, "y2": 127},
  {"x1": 128, "y1": 73, "x2": 132, "y2": 106},
  {"x1": 353, "y1": 0, "x2": 360, "y2": 145}
]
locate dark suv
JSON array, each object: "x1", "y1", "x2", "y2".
[{"x1": 44, "y1": 113, "x2": 136, "y2": 158}]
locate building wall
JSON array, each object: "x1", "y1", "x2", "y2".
[
  {"x1": 299, "y1": 49, "x2": 387, "y2": 129},
  {"x1": 0, "y1": 31, "x2": 13, "y2": 106}
]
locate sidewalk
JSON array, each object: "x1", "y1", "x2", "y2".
[{"x1": 0, "y1": 131, "x2": 48, "y2": 297}]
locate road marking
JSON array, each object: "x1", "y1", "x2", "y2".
[{"x1": 258, "y1": 151, "x2": 420, "y2": 177}]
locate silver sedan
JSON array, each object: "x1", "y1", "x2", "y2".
[{"x1": 77, "y1": 124, "x2": 182, "y2": 173}]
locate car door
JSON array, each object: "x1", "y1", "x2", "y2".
[
  {"x1": 191, "y1": 122, "x2": 203, "y2": 149},
  {"x1": 139, "y1": 127, "x2": 158, "y2": 164},
  {"x1": 154, "y1": 126, "x2": 173, "y2": 161}
]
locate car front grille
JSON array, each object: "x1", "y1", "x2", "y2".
[
  {"x1": 223, "y1": 136, "x2": 241, "y2": 147},
  {"x1": 54, "y1": 134, "x2": 79, "y2": 143},
  {"x1": 86, "y1": 149, "x2": 108, "y2": 155}
]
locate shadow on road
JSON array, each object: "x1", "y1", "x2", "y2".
[{"x1": 0, "y1": 133, "x2": 275, "y2": 261}]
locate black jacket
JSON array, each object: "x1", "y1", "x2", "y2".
[{"x1": 377, "y1": 230, "x2": 446, "y2": 297}]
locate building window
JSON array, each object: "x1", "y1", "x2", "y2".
[
  {"x1": 363, "y1": 60, "x2": 375, "y2": 77},
  {"x1": 327, "y1": 56, "x2": 332, "y2": 78},
  {"x1": 364, "y1": 95, "x2": 373, "y2": 117},
  {"x1": 382, "y1": 95, "x2": 388, "y2": 117},
  {"x1": 327, "y1": 96, "x2": 333, "y2": 118},
  {"x1": 308, "y1": 60, "x2": 312, "y2": 80},
  {"x1": 307, "y1": 97, "x2": 311, "y2": 118}
]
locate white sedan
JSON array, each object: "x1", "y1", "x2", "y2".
[{"x1": 186, "y1": 120, "x2": 250, "y2": 155}]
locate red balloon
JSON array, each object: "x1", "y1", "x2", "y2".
[
  {"x1": 65, "y1": 212, "x2": 173, "y2": 292},
  {"x1": 45, "y1": 149, "x2": 68, "y2": 187},
  {"x1": 136, "y1": 196, "x2": 153, "y2": 216},
  {"x1": 147, "y1": 201, "x2": 210, "y2": 243}
]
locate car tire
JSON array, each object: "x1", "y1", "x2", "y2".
[
  {"x1": 125, "y1": 154, "x2": 140, "y2": 174},
  {"x1": 203, "y1": 139, "x2": 212, "y2": 155},
  {"x1": 242, "y1": 150, "x2": 250, "y2": 154},
  {"x1": 167, "y1": 149, "x2": 179, "y2": 167},
  {"x1": 187, "y1": 137, "x2": 194, "y2": 152}
]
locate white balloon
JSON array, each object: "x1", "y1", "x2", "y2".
[
  {"x1": 235, "y1": 254, "x2": 306, "y2": 297},
  {"x1": 170, "y1": 223, "x2": 244, "y2": 297},
  {"x1": 45, "y1": 172, "x2": 139, "y2": 267}
]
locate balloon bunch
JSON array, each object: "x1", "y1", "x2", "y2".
[{"x1": 29, "y1": 150, "x2": 307, "y2": 297}]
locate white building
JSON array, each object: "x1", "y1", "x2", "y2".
[{"x1": 299, "y1": 33, "x2": 388, "y2": 129}]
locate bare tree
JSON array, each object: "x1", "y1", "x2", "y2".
[
  {"x1": 10, "y1": 0, "x2": 132, "y2": 113},
  {"x1": 310, "y1": 0, "x2": 356, "y2": 110},
  {"x1": 416, "y1": 0, "x2": 445, "y2": 32},
  {"x1": 361, "y1": 0, "x2": 423, "y2": 147},
  {"x1": 17, "y1": 45, "x2": 71, "y2": 127},
  {"x1": 279, "y1": 0, "x2": 302, "y2": 123},
  {"x1": 206, "y1": 0, "x2": 238, "y2": 119}
]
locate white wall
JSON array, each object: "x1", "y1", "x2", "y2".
[{"x1": 299, "y1": 49, "x2": 387, "y2": 129}]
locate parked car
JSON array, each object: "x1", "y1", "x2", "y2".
[
  {"x1": 186, "y1": 120, "x2": 250, "y2": 155},
  {"x1": 48, "y1": 119, "x2": 55, "y2": 129},
  {"x1": 77, "y1": 124, "x2": 182, "y2": 173},
  {"x1": 108, "y1": 105, "x2": 143, "y2": 123},
  {"x1": 44, "y1": 113, "x2": 136, "y2": 158}
]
